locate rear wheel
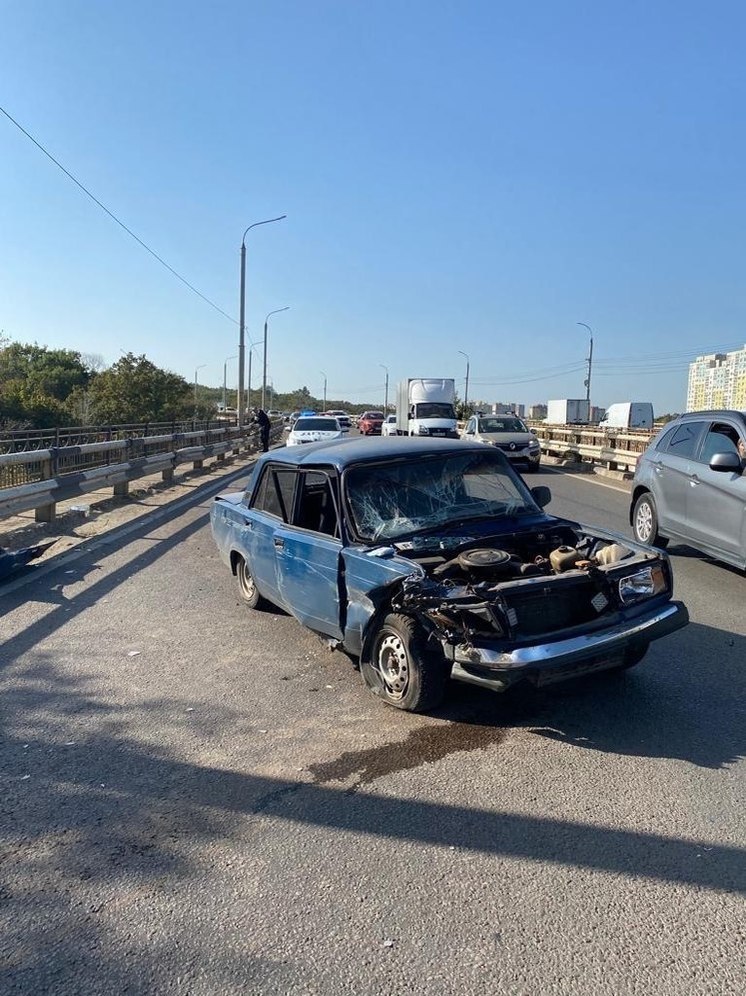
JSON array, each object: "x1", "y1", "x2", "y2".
[
  {"x1": 632, "y1": 492, "x2": 669, "y2": 548},
  {"x1": 362, "y1": 613, "x2": 448, "y2": 712},
  {"x1": 235, "y1": 556, "x2": 268, "y2": 609}
]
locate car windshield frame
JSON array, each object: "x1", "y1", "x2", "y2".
[
  {"x1": 293, "y1": 418, "x2": 340, "y2": 432},
  {"x1": 343, "y1": 449, "x2": 540, "y2": 543}
]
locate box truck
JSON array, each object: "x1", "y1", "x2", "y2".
[
  {"x1": 545, "y1": 399, "x2": 590, "y2": 425},
  {"x1": 395, "y1": 378, "x2": 458, "y2": 437},
  {"x1": 599, "y1": 402, "x2": 654, "y2": 430}
]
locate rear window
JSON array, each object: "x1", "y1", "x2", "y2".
[
  {"x1": 294, "y1": 418, "x2": 339, "y2": 431},
  {"x1": 363, "y1": 412, "x2": 384, "y2": 419}
]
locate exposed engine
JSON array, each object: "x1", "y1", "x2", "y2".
[{"x1": 392, "y1": 527, "x2": 667, "y2": 644}]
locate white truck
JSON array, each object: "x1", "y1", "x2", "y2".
[
  {"x1": 545, "y1": 399, "x2": 590, "y2": 425},
  {"x1": 395, "y1": 378, "x2": 458, "y2": 437},
  {"x1": 599, "y1": 402, "x2": 654, "y2": 430}
]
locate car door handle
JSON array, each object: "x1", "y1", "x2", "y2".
[
  {"x1": 690, "y1": 475, "x2": 699, "y2": 487},
  {"x1": 273, "y1": 537, "x2": 285, "y2": 549},
  {"x1": 241, "y1": 521, "x2": 253, "y2": 530}
]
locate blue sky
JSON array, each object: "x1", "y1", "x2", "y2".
[{"x1": 2, "y1": 0, "x2": 745, "y2": 413}]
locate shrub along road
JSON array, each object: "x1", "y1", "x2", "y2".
[{"x1": 0, "y1": 465, "x2": 743, "y2": 995}]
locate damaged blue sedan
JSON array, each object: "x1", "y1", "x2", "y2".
[{"x1": 210, "y1": 438, "x2": 688, "y2": 712}]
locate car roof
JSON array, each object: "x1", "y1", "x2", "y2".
[
  {"x1": 255, "y1": 436, "x2": 490, "y2": 470},
  {"x1": 675, "y1": 409, "x2": 746, "y2": 421}
]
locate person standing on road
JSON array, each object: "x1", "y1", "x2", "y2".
[{"x1": 253, "y1": 407, "x2": 271, "y2": 452}]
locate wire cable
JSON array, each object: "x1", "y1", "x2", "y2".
[{"x1": 0, "y1": 104, "x2": 237, "y2": 324}]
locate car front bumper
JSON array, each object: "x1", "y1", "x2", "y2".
[{"x1": 449, "y1": 600, "x2": 688, "y2": 691}]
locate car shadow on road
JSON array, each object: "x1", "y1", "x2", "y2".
[{"x1": 429, "y1": 621, "x2": 745, "y2": 771}]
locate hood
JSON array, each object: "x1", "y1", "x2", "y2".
[{"x1": 477, "y1": 431, "x2": 534, "y2": 447}]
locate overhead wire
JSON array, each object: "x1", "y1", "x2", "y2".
[{"x1": 0, "y1": 104, "x2": 237, "y2": 325}]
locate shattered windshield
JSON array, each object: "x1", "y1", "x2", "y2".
[{"x1": 345, "y1": 450, "x2": 537, "y2": 541}]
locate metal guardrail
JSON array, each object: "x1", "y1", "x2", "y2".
[
  {"x1": 0, "y1": 417, "x2": 238, "y2": 456},
  {"x1": 0, "y1": 420, "x2": 283, "y2": 524},
  {"x1": 528, "y1": 423, "x2": 655, "y2": 472}
]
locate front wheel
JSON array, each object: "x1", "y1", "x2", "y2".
[
  {"x1": 361, "y1": 613, "x2": 448, "y2": 712},
  {"x1": 632, "y1": 492, "x2": 669, "y2": 548},
  {"x1": 235, "y1": 556, "x2": 268, "y2": 609}
]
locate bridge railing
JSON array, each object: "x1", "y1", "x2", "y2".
[
  {"x1": 528, "y1": 422, "x2": 657, "y2": 472},
  {"x1": 0, "y1": 418, "x2": 283, "y2": 524}
]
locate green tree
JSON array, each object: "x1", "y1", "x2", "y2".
[{"x1": 87, "y1": 353, "x2": 197, "y2": 423}]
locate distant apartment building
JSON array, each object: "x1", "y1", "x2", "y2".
[
  {"x1": 528, "y1": 404, "x2": 547, "y2": 420},
  {"x1": 687, "y1": 345, "x2": 746, "y2": 411},
  {"x1": 491, "y1": 402, "x2": 525, "y2": 417}
]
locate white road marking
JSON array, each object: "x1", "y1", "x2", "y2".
[{"x1": 540, "y1": 465, "x2": 631, "y2": 495}]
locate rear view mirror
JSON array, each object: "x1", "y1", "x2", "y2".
[
  {"x1": 530, "y1": 485, "x2": 551, "y2": 508},
  {"x1": 709, "y1": 451, "x2": 742, "y2": 473}
]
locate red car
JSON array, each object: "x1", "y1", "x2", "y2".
[{"x1": 358, "y1": 411, "x2": 385, "y2": 435}]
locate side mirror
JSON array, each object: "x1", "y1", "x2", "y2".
[
  {"x1": 530, "y1": 485, "x2": 551, "y2": 508},
  {"x1": 709, "y1": 451, "x2": 742, "y2": 473}
]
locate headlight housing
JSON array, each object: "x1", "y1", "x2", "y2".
[
  {"x1": 418, "y1": 425, "x2": 430, "y2": 435},
  {"x1": 618, "y1": 565, "x2": 667, "y2": 604},
  {"x1": 529, "y1": 439, "x2": 541, "y2": 450}
]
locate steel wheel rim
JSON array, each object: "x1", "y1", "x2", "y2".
[
  {"x1": 377, "y1": 633, "x2": 409, "y2": 700},
  {"x1": 636, "y1": 501, "x2": 653, "y2": 542},
  {"x1": 239, "y1": 561, "x2": 256, "y2": 599}
]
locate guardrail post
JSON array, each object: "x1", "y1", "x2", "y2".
[{"x1": 35, "y1": 455, "x2": 56, "y2": 523}]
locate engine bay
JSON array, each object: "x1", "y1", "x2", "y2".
[{"x1": 390, "y1": 525, "x2": 668, "y2": 643}]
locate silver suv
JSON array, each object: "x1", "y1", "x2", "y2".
[{"x1": 630, "y1": 410, "x2": 746, "y2": 569}]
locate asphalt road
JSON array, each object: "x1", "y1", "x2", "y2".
[{"x1": 1, "y1": 459, "x2": 744, "y2": 995}]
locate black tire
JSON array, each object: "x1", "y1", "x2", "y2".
[
  {"x1": 235, "y1": 555, "x2": 268, "y2": 609},
  {"x1": 632, "y1": 492, "x2": 669, "y2": 548},
  {"x1": 362, "y1": 613, "x2": 449, "y2": 712}
]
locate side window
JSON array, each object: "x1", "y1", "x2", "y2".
[
  {"x1": 251, "y1": 466, "x2": 296, "y2": 521},
  {"x1": 654, "y1": 425, "x2": 677, "y2": 451},
  {"x1": 466, "y1": 418, "x2": 475, "y2": 434},
  {"x1": 699, "y1": 422, "x2": 740, "y2": 464},
  {"x1": 665, "y1": 421, "x2": 705, "y2": 459},
  {"x1": 295, "y1": 471, "x2": 340, "y2": 537}
]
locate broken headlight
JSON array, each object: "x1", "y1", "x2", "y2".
[{"x1": 618, "y1": 565, "x2": 667, "y2": 604}]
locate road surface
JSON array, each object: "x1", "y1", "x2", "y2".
[{"x1": 1, "y1": 463, "x2": 743, "y2": 995}]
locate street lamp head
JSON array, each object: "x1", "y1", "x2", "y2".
[
  {"x1": 242, "y1": 215, "x2": 287, "y2": 246},
  {"x1": 265, "y1": 307, "x2": 290, "y2": 323}
]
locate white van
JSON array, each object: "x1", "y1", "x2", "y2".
[{"x1": 599, "y1": 402, "x2": 654, "y2": 430}]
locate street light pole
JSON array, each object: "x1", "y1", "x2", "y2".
[
  {"x1": 320, "y1": 370, "x2": 327, "y2": 410},
  {"x1": 238, "y1": 215, "x2": 286, "y2": 427},
  {"x1": 577, "y1": 322, "x2": 594, "y2": 411},
  {"x1": 247, "y1": 341, "x2": 259, "y2": 411},
  {"x1": 379, "y1": 364, "x2": 389, "y2": 412},
  {"x1": 262, "y1": 307, "x2": 289, "y2": 409},
  {"x1": 194, "y1": 363, "x2": 206, "y2": 413},
  {"x1": 458, "y1": 350, "x2": 470, "y2": 411},
  {"x1": 223, "y1": 354, "x2": 237, "y2": 412}
]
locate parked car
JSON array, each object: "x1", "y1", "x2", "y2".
[
  {"x1": 630, "y1": 410, "x2": 746, "y2": 570},
  {"x1": 461, "y1": 414, "x2": 541, "y2": 472},
  {"x1": 286, "y1": 416, "x2": 344, "y2": 446},
  {"x1": 211, "y1": 437, "x2": 687, "y2": 712},
  {"x1": 359, "y1": 411, "x2": 385, "y2": 435},
  {"x1": 267, "y1": 409, "x2": 283, "y2": 419},
  {"x1": 381, "y1": 414, "x2": 398, "y2": 437}
]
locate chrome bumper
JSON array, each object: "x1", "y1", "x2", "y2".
[{"x1": 450, "y1": 601, "x2": 688, "y2": 691}]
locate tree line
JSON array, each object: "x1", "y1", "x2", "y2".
[{"x1": 0, "y1": 336, "x2": 377, "y2": 429}]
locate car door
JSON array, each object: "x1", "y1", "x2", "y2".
[
  {"x1": 243, "y1": 464, "x2": 298, "y2": 603},
  {"x1": 273, "y1": 469, "x2": 344, "y2": 639},
  {"x1": 684, "y1": 421, "x2": 746, "y2": 560},
  {"x1": 652, "y1": 420, "x2": 706, "y2": 536},
  {"x1": 463, "y1": 417, "x2": 476, "y2": 440}
]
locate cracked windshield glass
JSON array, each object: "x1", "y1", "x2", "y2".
[{"x1": 346, "y1": 451, "x2": 533, "y2": 541}]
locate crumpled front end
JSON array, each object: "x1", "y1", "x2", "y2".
[{"x1": 385, "y1": 524, "x2": 688, "y2": 689}]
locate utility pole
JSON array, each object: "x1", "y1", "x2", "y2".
[
  {"x1": 458, "y1": 350, "x2": 470, "y2": 411},
  {"x1": 577, "y1": 323, "x2": 594, "y2": 410},
  {"x1": 320, "y1": 370, "x2": 327, "y2": 410},
  {"x1": 223, "y1": 355, "x2": 236, "y2": 412},
  {"x1": 379, "y1": 364, "x2": 389, "y2": 412}
]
